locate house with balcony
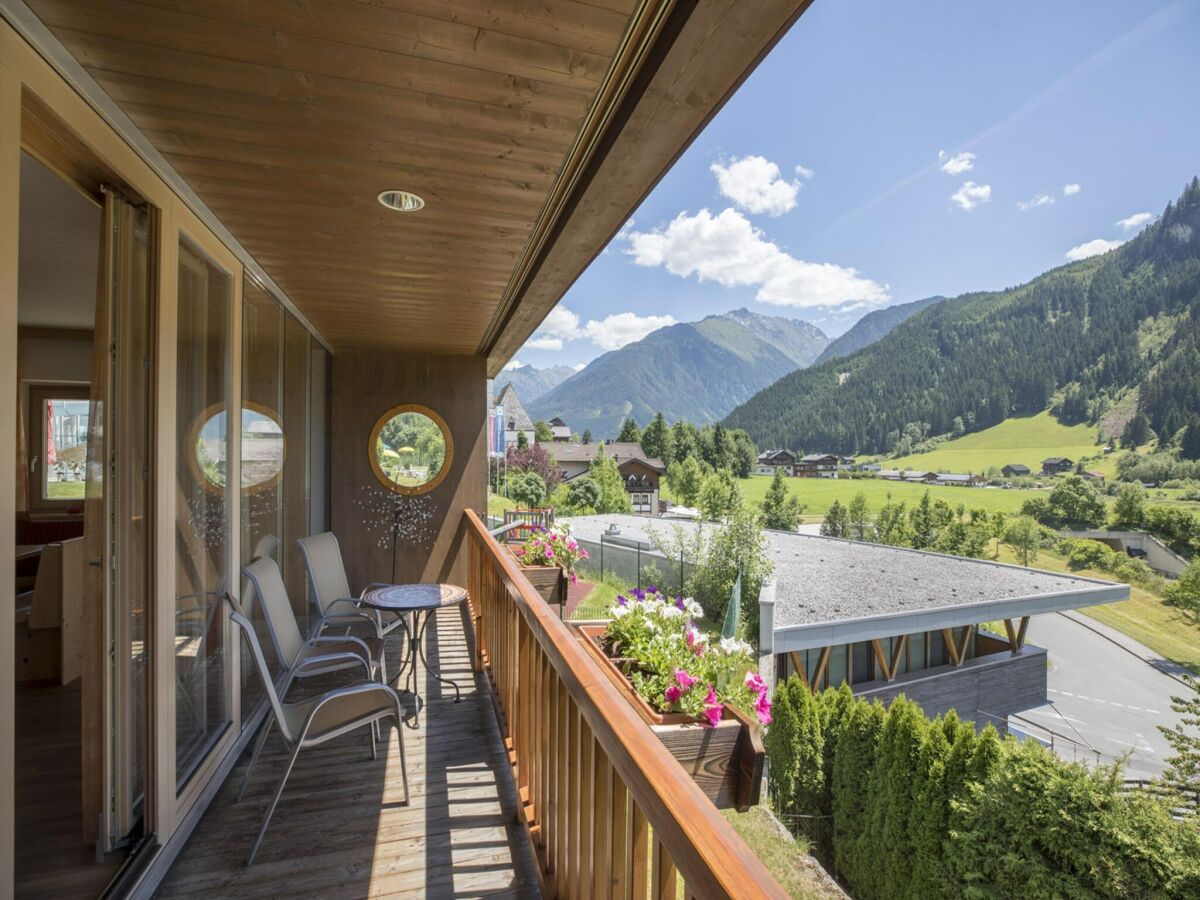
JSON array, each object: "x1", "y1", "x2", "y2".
[
  {"x1": 1042, "y1": 456, "x2": 1075, "y2": 475},
  {"x1": 553, "y1": 442, "x2": 666, "y2": 514},
  {"x1": 0, "y1": 1, "x2": 810, "y2": 897},
  {"x1": 795, "y1": 453, "x2": 842, "y2": 478},
  {"x1": 754, "y1": 449, "x2": 797, "y2": 476}
]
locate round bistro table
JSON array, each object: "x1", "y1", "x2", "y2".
[{"x1": 359, "y1": 583, "x2": 468, "y2": 728}]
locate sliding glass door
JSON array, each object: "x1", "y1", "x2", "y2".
[{"x1": 173, "y1": 235, "x2": 232, "y2": 790}]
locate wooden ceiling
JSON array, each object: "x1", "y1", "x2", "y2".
[{"x1": 23, "y1": 0, "x2": 810, "y2": 362}]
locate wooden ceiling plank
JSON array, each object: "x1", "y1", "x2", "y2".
[
  {"x1": 91, "y1": 70, "x2": 578, "y2": 152},
  {"x1": 124, "y1": 0, "x2": 616, "y2": 90},
  {"x1": 141, "y1": 130, "x2": 555, "y2": 210},
  {"x1": 163, "y1": 155, "x2": 548, "y2": 227},
  {"x1": 354, "y1": 0, "x2": 632, "y2": 54},
  {"x1": 37, "y1": 12, "x2": 596, "y2": 120},
  {"x1": 118, "y1": 102, "x2": 562, "y2": 183}
]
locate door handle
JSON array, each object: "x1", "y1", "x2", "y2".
[{"x1": 89, "y1": 558, "x2": 103, "y2": 568}]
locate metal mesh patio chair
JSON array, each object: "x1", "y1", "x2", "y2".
[
  {"x1": 297, "y1": 532, "x2": 407, "y2": 639},
  {"x1": 227, "y1": 594, "x2": 409, "y2": 865}
]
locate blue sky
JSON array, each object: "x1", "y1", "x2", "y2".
[{"x1": 509, "y1": 0, "x2": 1200, "y2": 371}]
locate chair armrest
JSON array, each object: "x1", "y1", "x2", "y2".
[{"x1": 358, "y1": 583, "x2": 393, "y2": 600}]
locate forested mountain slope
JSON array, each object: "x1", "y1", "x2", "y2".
[
  {"x1": 814, "y1": 295, "x2": 944, "y2": 364},
  {"x1": 529, "y1": 309, "x2": 827, "y2": 437},
  {"x1": 725, "y1": 178, "x2": 1200, "y2": 455}
]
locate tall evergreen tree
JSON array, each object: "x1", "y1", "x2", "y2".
[
  {"x1": 640, "y1": 411, "x2": 672, "y2": 462},
  {"x1": 588, "y1": 445, "x2": 632, "y2": 514},
  {"x1": 616, "y1": 417, "x2": 641, "y2": 443},
  {"x1": 761, "y1": 468, "x2": 804, "y2": 531},
  {"x1": 1181, "y1": 419, "x2": 1200, "y2": 461}
]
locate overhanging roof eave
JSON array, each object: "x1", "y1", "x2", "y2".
[{"x1": 770, "y1": 582, "x2": 1130, "y2": 653}]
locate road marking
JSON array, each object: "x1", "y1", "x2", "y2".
[
  {"x1": 1077, "y1": 695, "x2": 1090, "y2": 701},
  {"x1": 1110, "y1": 702, "x2": 1123, "y2": 708},
  {"x1": 1146, "y1": 709, "x2": 1160, "y2": 715}
]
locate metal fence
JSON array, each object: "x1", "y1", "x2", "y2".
[{"x1": 574, "y1": 534, "x2": 697, "y2": 597}]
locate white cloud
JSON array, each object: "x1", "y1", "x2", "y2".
[
  {"x1": 573, "y1": 362, "x2": 586, "y2": 372},
  {"x1": 794, "y1": 164, "x2": 815, "y2": 180},
  {"x1": 1065, "y1": 238, "x2": 1124, "y2": 261},
  {"x1": 626, "y1": 207, "x2": 889, "y2": 309},
  {"x1": 581, "y1": 312, "x2": 676, "y2": 351},
  {"x1": 540, "y1": 305, "x2": 581, "y2": 338},
  {"x1": 1116, "y1": 211, "x2": 1154, "y2": 231},
  {"x1": 1017, "y1": 193, "x2": 1055, "y2": 211},
  {"x1": 1062, "y1": 183, "x2": 1081, "y2": 196},
  {"x1": 950, "y1": 181, "x2": 992, "y2": 210},
  {"x1": 503, "y1": 358, "x2": 523, "y2": 370},
  {"x1": 526, "y1": 336, "x2": 563, "y2": 351},
  {"x1": 709, "y1": 155, "x2": 802, "y2": 217},
  {"x1": 938, "y1": 150, "x2": 976, "y2": 175}
]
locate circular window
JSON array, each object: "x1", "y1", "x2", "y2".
[
  {"x1": 190, "y1": 402, "x2": 285, "y2": 493},
  {"x1": 369, "y1": 404, "x2": 452, "y2": 495}
]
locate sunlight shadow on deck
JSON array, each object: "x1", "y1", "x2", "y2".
[{"x1": 157, "y1": 606, "x2": 539, "y2": 898}]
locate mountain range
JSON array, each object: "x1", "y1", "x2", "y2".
[
  {"x1": 528, "y1": 308, "x2": 828, "y2": 437},
  {"x1": 493, "y1": 363, "x2": 577, "y2": 404},
  {"x1": 813, "y1": 295, "x2": 944, "y2": 365},
  {"x1": 726, "y1": 177, "x2": 1200, "y2": 455}
]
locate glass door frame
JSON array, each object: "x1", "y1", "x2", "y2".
[{"x1": 159, "y1": 201, "x2": 244, "y2": 821}]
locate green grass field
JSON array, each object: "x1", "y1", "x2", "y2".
[
  {"x1": 720, "y1": 475, "x2": 1043, "y2": 523},
  {"x1": 887, "y1": 411, "x2": 1108, "y2": 475}
]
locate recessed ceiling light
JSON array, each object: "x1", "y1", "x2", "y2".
[{"x1": 378, "y1": 189, "x2": 425, "y2": 212}]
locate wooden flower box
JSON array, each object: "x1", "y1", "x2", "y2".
[
  {"x1": 573, "y1": 622, "x2": 764, "y2": 810},
  {"x1": 503, "y1": 542, "x2": 566, "y2": 609}
]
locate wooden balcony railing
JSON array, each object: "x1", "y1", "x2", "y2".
[{"x1": 465, "y1": 510, "x2": 787, "y2": 899}]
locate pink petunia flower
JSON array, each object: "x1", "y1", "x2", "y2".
[
  {"x1": 674, "y1": 668, "x2": 698, "y2": 690},
  {"x1": 744, "y1": 671, "x2": 768, "y2": 695},
  {"x1": 664, "y1": 684, "x2": 681, "y2": 704},
  {"x1": 702, "y1": 685, "x2": 723, "y2": 727},
  {"x1": 755, "y1": 691, "x2": 773, "y2": 725}
]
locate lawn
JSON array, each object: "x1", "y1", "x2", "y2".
[
  {"x1": 47, "y1": 481, "x2": 86, "y2": 499},
  {"x1": 721, "y1": 806, "x2": 842, "y2": 899},
  {"x1": 487, "y1": 492, "x2": 515, "y2": 518},
  {"x1": 724, "y1": 475, "x2": 1042, "y2": 523},
  {"x1": 887, "y1": 411, "x2": 1105, "y2": 475},
  {"x1": 994, "y1": 545, "x2": 1200, "y2": 674}
]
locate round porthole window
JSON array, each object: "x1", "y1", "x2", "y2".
[
  {"x1": 190, "y1": 402, "x2": 285, "y2": 493},
  {"x1": 369, "y1": 404, "x2": 452, "y2": 495}
]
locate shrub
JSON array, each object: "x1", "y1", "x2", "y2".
[
  {"x1": 764, "y1": 686, "x2": 1200, "y2": 898},
  {"x1": 507, "y1": 471, "x2": 547, "y2": 507},
  {"x1": 1061, "y1": 537, "x2": 1116, "y2": 571}
]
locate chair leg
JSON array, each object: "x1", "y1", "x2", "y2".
[
  {"x1": 393, "y1": 697, "x2": 410, "y2": 805},
  {"x1": 237, "y1": 717, "x2": 275, "y2": 803},
  {"x1": 246, "y1": 738, "x2": 303, "y2": 866}
]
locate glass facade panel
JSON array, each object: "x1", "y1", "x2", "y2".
[
  {"x1": 827, "y1": 644, "x2": 848, "y2": 687},
  {"x1": 907, "y1": 631, "x2": 926, "y2": 673},
  {"x1": 929, "y1": 630, "x2": 947, "y2": 668},
  {"x1": 174, "y1": 236, "x2": 232, "y2": 789},
  {"x1": 851, "y1": 640, "x2": 872, "y2": 685},
  {"x1": 239, "y1": 278, "x2": 314, "y2": 721}
]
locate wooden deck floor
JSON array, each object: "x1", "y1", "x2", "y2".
[{"x1": 157, "y1": 605, "x2": 541, "y2": 898}]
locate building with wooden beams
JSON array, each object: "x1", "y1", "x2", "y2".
[
  {"x1": 0, "y1": 1, "x2": 813, "y2": 896},
  {"x1": 561, "y1": 516, "x2": 1129, "y2": 727}
]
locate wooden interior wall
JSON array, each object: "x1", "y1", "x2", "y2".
[{"x1": 330, "y1": 351, "x2": 485, "y2": 590}]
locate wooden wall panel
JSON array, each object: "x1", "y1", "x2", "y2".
[{"x1": 330, "y1": 351, "x2": 486, "y2": 590}]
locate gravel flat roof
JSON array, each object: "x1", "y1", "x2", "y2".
[{"x1": 560, "y1": 514, "x2": 1128, "y2": 647}]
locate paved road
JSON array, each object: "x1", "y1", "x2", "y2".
[{"x1": 1016, "y1": 612, "x2": 1187, "y2": 779}]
